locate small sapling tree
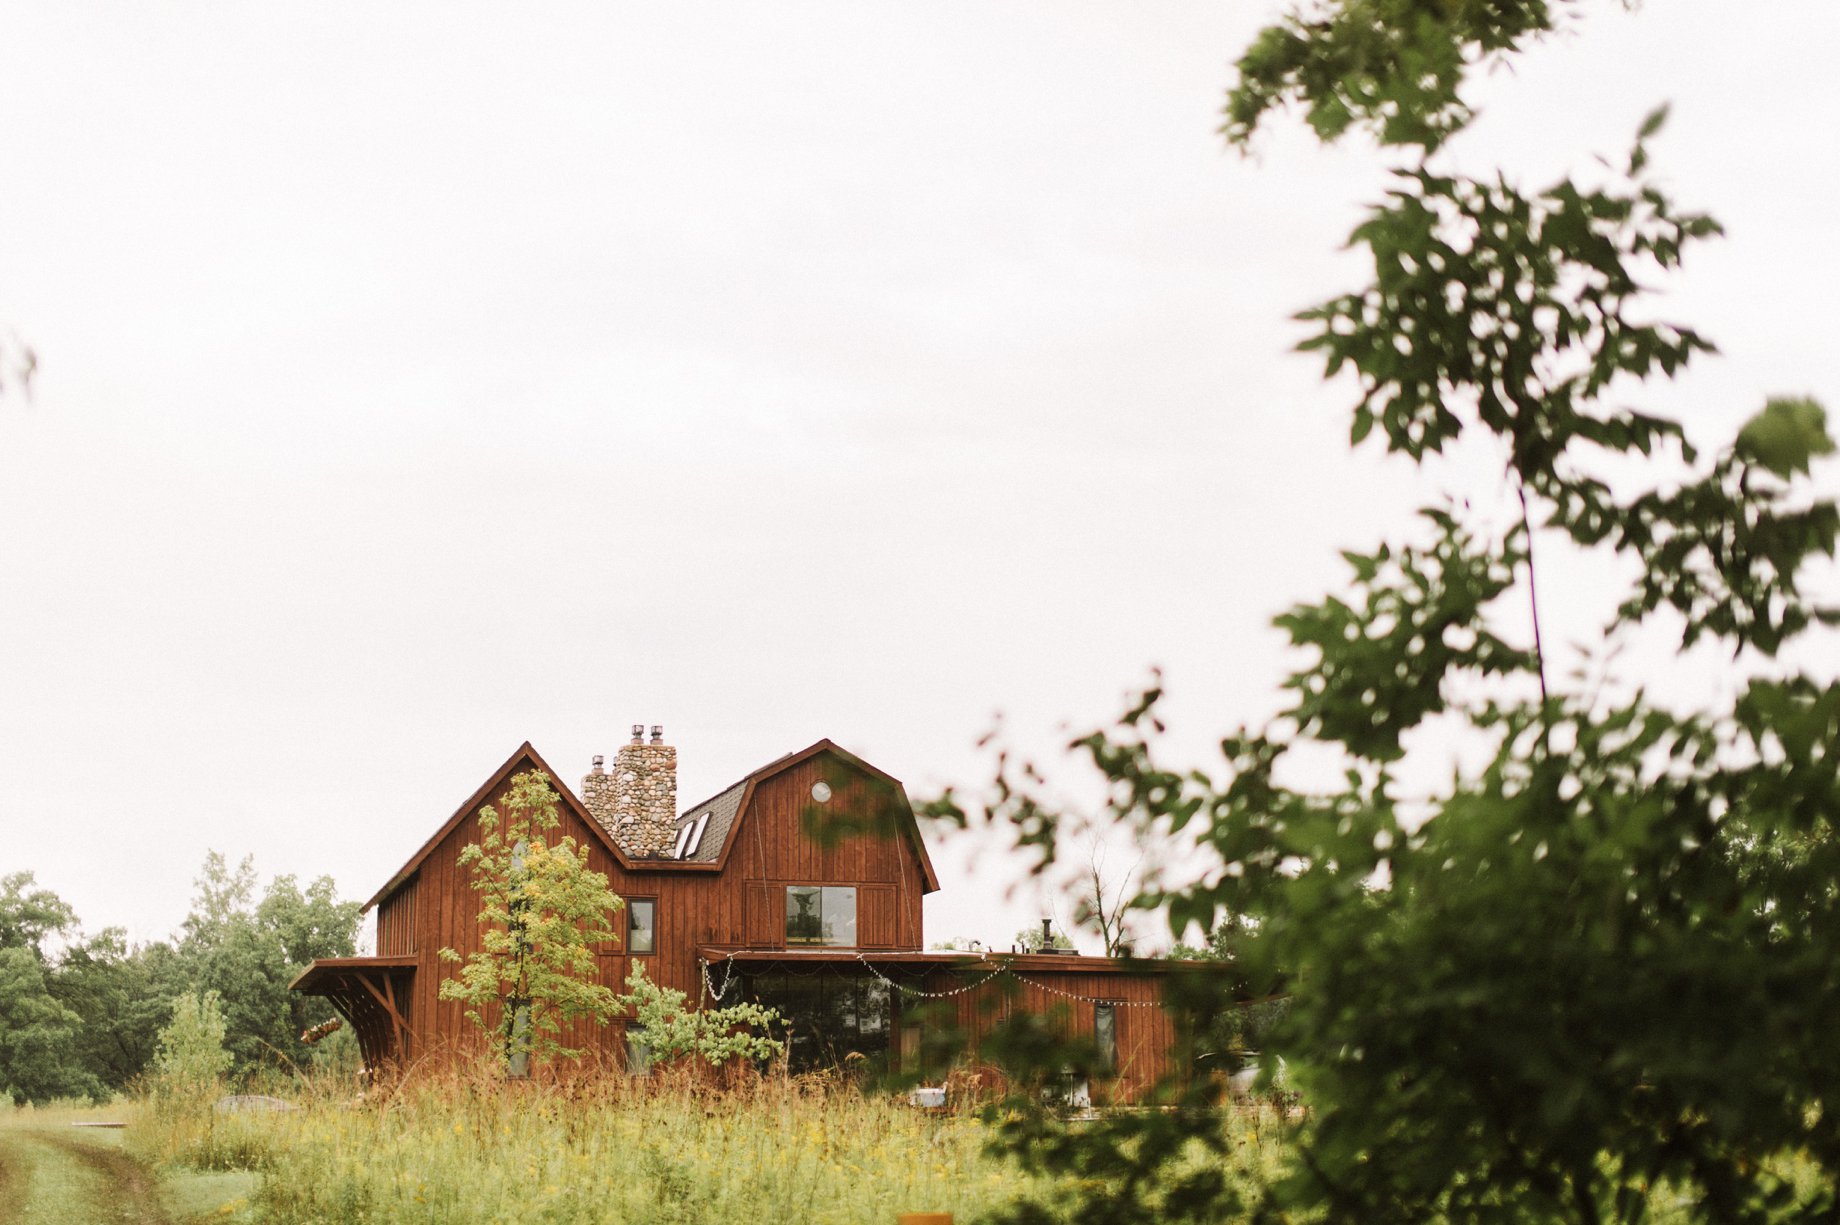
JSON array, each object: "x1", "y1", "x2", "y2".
[
  {"x1": 152, "y1": 989, "x2": 233, "y2": 1094},
  {"x1": 439, "y1": 769, "x2": 623, "y2": 1075},
  {"x1": 615, "y1": 963, "x2": 783, "y2": 1070}
]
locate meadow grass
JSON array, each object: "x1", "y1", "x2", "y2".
[
  {"x1": 133, "y1": 1067, "x2": 1293, "y2": 1225},
  {"x1": 111, "y1": 1068, "x2": 1826, "y2": 1225}
]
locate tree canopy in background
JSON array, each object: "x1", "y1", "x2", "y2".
[
  {"x1": 0, "y1": 858, "x2": 360, "y2": 1104},
  {"x1": 933, "y1": 3, "x2": 1839, "y2": 1222},
  {"x1": 176, "y1": 851, "x2": 363, "y2": 1074},
  {"x1": 0, "y1": 872, "x2": 99, "y2": 1104}
]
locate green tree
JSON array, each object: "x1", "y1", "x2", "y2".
[
  {"x1": 150, "y1": 989, "x2": 232, "y2": 1104},
  {"x1": 933, "y1": 6, "x2": 1839, "y2": 1223},
  {"x1": 256, "y1": 872, "x2": 366, "y2": 1064},
  {"x1": 0, "y1": 872, "x2": 103, "y2": 1104},
  {"x1": 176, "y1": 853, "x2": 282, "y2": 1073},
  {"x1": 0, "y1": 946, "x2": 101, "y2": 1105},
  {"x1": 439, "y1": 769, "x2": 625, "y2": 1074},
  {"x1": 49, "y1": 927, "x2": 170, "y2": 1092},
  {"x1": 0, "y1": 871, "x2": 77, "y2": 955},
  {"x1": 614, "y1": 963, "x2": 783, "y2": 1070},
  {"x1": 1167, "y1": 920, "x2": 1286, "y2": 1073},
  {"x1": 174, "y1": 852, "x2": 362, "y2": 1076}
]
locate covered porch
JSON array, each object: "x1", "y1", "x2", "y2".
[
  {"x1": 696, "y1": 947, "x2": 1014, "y2": 1077},
  {"x1": 289, "y1": 956, "x2": 418, "y2": 1073},
  {"x1": 698, "y1": 946, "x2": 1183, "y2": 1099}
]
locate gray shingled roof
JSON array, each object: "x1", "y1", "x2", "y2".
[{"x1": 671, "y1": 779, "x2": 745, "y2": 862}]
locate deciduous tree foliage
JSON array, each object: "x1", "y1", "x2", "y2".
[
  {"x1": 0, "y1": 944, "x2": 99, "y2": 1105},
  {"x1": 0, "y1": 872, "x2": 102, "y2": 1103},
  {"x1": 151, "y1": 988, "x2": 233, "y2": 1102},
  {"x1": 0, "y1": 861, "x2": 359, "y2": 1100},
  {"x1": 614, "y1": 962, "x2": 783, "y2": 1069},
  {"x1": 933, "y1": 5, "x2": 1839, "y2": 1222},
  {"x1": 176, "y1": 851, "x2": 363, "y2": 1075},
  {"x1": 439, "y1": 769, "x2": 625, "y2": 1072},
  {"x1": 50, "y1": 927, "x2": 169, "y2": 1091}
]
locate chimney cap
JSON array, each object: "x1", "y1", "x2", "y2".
[
  {"x1": 630, "y1": 724, "x2": 644, "y2": 744},
  {"x1": 650, "y1": 724, "x2": 664, "y2": 744},
  {"x1": 590, "y1": 754, "x2": 605, "y2": 774}
]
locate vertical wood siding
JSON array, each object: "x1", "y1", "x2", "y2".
[
  {"x1": 357, "y1": 746, "x2": 1181, "y2": 1098},
  {"x1": 392, "y1": 749, "x2": 930, "y2": 1064},
  {"x1": 724, "y1": 759, "x2": 927, "y2": 950},
  {"x1": 376, "y1": 878, "x2": 417, "y2": 955},
  {"x1": 924, "y1": 964, "x2": 1181, "y2": 1103}
]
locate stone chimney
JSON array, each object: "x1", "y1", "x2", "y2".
[{"x1": 582, "y1": 724, "x2": 678, "y2": 858}]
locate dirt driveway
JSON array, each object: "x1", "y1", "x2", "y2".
[{"x1": 0, "y1": 1126, "x2": 172, "y2": 1225}]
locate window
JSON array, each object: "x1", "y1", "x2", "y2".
[
  {"x1": 785, "y1": 886, "x2": 857, "y2": 947},
  {"x1": 625, "y1": 1025, "x2": 651, "y2": 1078},
  {"x1": 1094, "y1": 1002, "x2": 1118, "y2": 1074},
  {"x1": 508, "y1": 1000, "x2": 532, "y2": 1079},
  {"x1": 746, "y1": 972, "x2": 891, "y2": 1074},
  {"x1": 628, "y1": 899, "x2": 656, "y2": 954},
  {"x1": 672, "y1": 811, "x2": 713, "y2": 859}
]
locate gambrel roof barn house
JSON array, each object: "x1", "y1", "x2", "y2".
[{"x1": 292, "y1": 728, "x2": 1186, "y2": 1101}]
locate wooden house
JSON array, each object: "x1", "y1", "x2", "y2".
[{"x1": 291, "y1": 729, "x2": 1187, "y2": 1100}]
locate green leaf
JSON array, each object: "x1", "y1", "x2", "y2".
[
  {"x1": 1736, "y1": 396, "x2": 1835, "y2": 478},
  {"x1": 1637, "y1": 101, "x2": 1670, "y2": 140}
]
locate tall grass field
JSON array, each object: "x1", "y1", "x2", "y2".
[{"x1": 133, "y1": 1070, "x2": 1292, "y2": 1225}]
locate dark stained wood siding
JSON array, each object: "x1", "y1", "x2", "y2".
[
  {"x1": 345, "y1": 743, "x2": 1184, "y2": 1098},
  {"x1": 923, "y1": 962, "x2": 1180, "y2": 1104},
  {"x1": 376, "y1": 876, "x2": 417, "y2": 955},
  {"x1": 743, "y1": 883, "x2": 777, "y2": 946},
  {"x1": 382, "y1": 748, "x2": 930, "y2": 1064},
  {"x1": 722, "y1": 755, "x2": 927, "y2": 951}
]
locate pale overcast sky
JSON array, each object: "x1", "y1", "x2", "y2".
[{"x1": 2, "y1": 2, "x2": 1835, "y2": 953}]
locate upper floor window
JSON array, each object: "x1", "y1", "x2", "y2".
[
  {"x1": 628, "y1": 899, "x2": 656, "y2": 954},
  {"x1": 786, "y1": 886, "x2": 856, "y2": 947}
]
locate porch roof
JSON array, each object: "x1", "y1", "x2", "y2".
[
  {"x1": 696, "y1": 947, "x2": 1182, "y2": 974},
  {"x1": 288, "y1": 955, "x2": 418, "y2": 994}
]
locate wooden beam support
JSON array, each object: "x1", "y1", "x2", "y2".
[{"x1": 352, "y1": 972, "x2": 413, "y2": 1053}]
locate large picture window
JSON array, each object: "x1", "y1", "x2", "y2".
[
  {"x1": 785, "y1": 886, "x2": 857, "y2": 947},
  {"x1": 746, "y1": 972, "x2": 890, "y2": 1074}
]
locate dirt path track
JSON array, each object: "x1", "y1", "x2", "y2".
[{"x1": 0, "y1": 1129, "x2": 172, "y2": 1225}]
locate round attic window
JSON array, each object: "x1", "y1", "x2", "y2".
[{"x1": 810, "y1": 781, "x2": 833, "y2": 803}]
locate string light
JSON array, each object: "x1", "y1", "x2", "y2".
[
  {"x1": 1009, "y1": 972, "x2": 1162, "y2": 1008},
  {"x1": 852, "y1": 952, "x2": 1009, "y2": 999},
  {"x1": 698, "y1": 950, "x2": 1170, "y2": 1009}
]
